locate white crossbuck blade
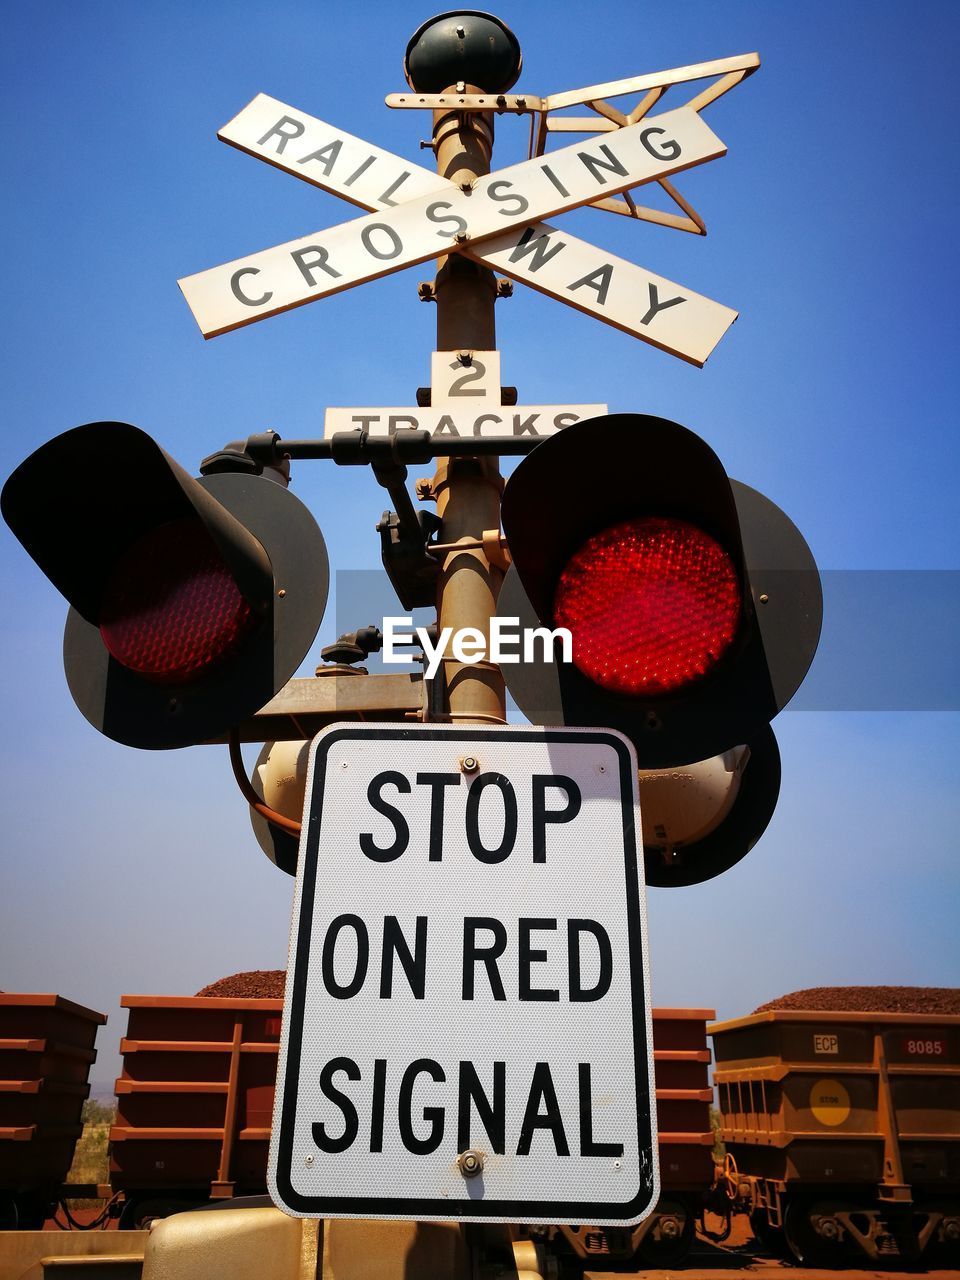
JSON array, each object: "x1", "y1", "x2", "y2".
[{"x1": 179, "y1": 95, "x2": 737, "y2": 365}]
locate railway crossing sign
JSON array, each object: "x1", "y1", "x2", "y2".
[
  {"x1": 179, "y1": 94, "x2": 737, "y2": 363},
  {"x1": 268, "y1": 723, "x2": 658, "y2": 1225}
]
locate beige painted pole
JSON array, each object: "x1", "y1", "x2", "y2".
[{"x1": 429, "y1": 93, "x2": 506, "y2": 725}]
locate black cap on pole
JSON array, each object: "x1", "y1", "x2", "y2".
[{"x1": 405, "y1": 11, "x2": 522, "y2": 93}]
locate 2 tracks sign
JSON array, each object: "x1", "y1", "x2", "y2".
[{"x1": 268, "y1": 724, "x2": 658, "y2": 1224}]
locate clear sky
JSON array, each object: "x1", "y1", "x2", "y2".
[{"x1": 1, "y1": 0, "x2": 958, "y2": 1090}]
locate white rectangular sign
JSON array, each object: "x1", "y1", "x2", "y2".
[
  {"x1": 323, "y1": 405, "x2": 607, "y2": 440},
  {"x1": 269, "y1": 723, "x2": 658, "y2": 1224},
  {"x1": 180, "y1": 106, "x2": 725, "y2": 338}
]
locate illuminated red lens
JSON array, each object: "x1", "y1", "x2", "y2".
[
  {"x1": 99, "y1": 519, "x2": 261, "y2": 685},
  {"x1": 553, "y1": 516, "x2": 741, "y2": 695}
]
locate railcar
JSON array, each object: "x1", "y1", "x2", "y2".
[
  {"x1": 0, "y1": 993, "x2": 106, "y2": 1229},
  {"x1": 109, "y1": 992, "x2": 716, "y2": 1262},
  {"x1": 710, "y1": 1006, "x2": 960, "y2": 1267}
]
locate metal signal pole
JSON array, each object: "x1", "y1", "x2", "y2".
[{"x1": 428, "y1": 92, "x2": 507, "y2": 726}]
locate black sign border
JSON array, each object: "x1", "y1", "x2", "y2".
[{"x1": 272, "y1": 725, "x2": 655, "y2": 1222}]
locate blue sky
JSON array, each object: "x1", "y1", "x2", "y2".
[{"x1": 1, "y1": 0, "x2": 958, "y2": 1087}]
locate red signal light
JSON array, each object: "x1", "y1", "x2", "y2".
[
  {"x1": 99, "y1": 519, "x2": 263, "y2": 685},
  {"x1": 2, "y1": 421, "x2": 330, "y2": 748},
  {"x1": 552, "y1": 516, "x2": 741, "y2": 695}
]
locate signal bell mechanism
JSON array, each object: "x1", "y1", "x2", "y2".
[
  {"x1": 249, "y1": 738, "x2": 310, "y2": 876},
  {"x1": 1, "y1": 422, "x2": 329, "y2": 749},
  {"x1": 639, "y1": 726, "x2": 781, "y2": 887}
]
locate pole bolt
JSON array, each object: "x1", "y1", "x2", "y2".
[
  {"x1": 460, "y1": 756, "x2": 479, "y2": 774},
  {"x1": 454, "y1": 232, "x2": 469, "y2": 244},
  {"x1": 496, "y1": 278, "x2": 514, "y2": 298},
  {"x1": 418, "y1": 281, "x2": 436, "y2": 302},
  {"x1": 457, "y1": 1149, "x2": 484, "y2": 1177}
]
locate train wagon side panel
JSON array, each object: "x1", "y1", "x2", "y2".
[
  {"x1": 110, "y1": 995, "x2": 283, "y2": 1203},
  {"x1": 0, "y1": 992, "x2": 106, "y2": 1227}
]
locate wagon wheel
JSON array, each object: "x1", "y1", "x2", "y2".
[
  {"x1": 748, "y1": 1208, "x2": 784, "y2": 1253},
  {"x1": 635, "y1": 1197, "x2": 695, "y2": 1267},
  {"x1": 782, "y1": 1197, "x2": 846, "y2": 1267},
  {"x1": 119, "y1": 1195, "x2": 206, "y2": 1231},
  {"x1": 13, "y1": 1196, "x2": 48, "y2": 1230},
  {"x1": 918, "y1": 1199, "x2": 960, "y2": 1267}
]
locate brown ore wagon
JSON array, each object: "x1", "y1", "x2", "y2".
[
  {"x1": 710, "y1": 999, "x2": 960, "y2": 1267},
  {"x1": 0, "y1": 992, "x2": 106, "y2": 1228},
  {"x1": 111, "y1": 988, "x2": 716, "y2": 1262},
  {"x1": 110, "y1": 994, "x2": 283, "y2": 1228}
]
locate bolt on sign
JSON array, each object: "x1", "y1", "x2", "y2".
[{"x1": 269, "y1": 723, "x2": 658, "y2": 1225}]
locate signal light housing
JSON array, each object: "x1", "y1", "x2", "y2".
[
  {"x1": 499, "y1": 413, "x2": 822, "y2": 770},
  {"x1": 2, "y1": 422, "x2": 329, "y2": 749}
]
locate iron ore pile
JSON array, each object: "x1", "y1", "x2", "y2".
[
  {"x1": 754, "y1": 986, "x2": 960, "y2": 1015},
  {"x1": 197, "y1": 971, "x2": 286, "y2": 998},
  {"x1": 195, "y1": 977, "x2": 960, "y2": 1014}
]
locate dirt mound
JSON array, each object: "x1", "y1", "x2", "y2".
[
  {"x1": 196, "y1": 970, "x2": 285, "y2": 998},
  {"x1": 754, "y1": 986, "x2": 960, "y2": 1015}
]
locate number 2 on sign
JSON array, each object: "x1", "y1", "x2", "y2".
[
  {"x1": 448, "y1": 359, "x2": 487, "y2": 396},
  {"x1": 431, "y1": 350, "x2": 501, "y2": 404}
]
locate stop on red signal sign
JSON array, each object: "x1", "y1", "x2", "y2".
[{"x1": 269, "y1": 723, "x2": 658, "y2": 1225}]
